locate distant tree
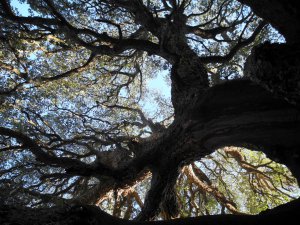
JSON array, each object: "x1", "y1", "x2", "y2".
[{"x1": 0, "y1": 0, "x2": 300, "y2": 224}]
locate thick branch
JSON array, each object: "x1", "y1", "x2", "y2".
[
  {"x1": 0, "y1": 127, "x2": 105, "y2": 174},
  {"x1": 187, "y1": 79, "x2": 300, "y2": 180},
  {"x1": 200, "y1": 21, "x2": 266, "y2": 63},
  {"x1": 237, "y1": 0, "x2": 300, "y2": 44},
  {"x1": 1, "y1": 197, "x2": 300, "y2": 224},
  {"x1": 244, "y1": 42, "x2": 300, "y2": 107},
  {"x1": 186, "y1": 26, "x2": 234, "y2": 39},
  {"x1": 136, "y1": 168, "x2": 180, "y2": 221},
  {"x1": 1, "y1": 0, "x2": 165, "y2": 58}
]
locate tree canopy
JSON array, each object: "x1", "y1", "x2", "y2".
[{"x1": 1, "y1": 0, "x2": 300, "y2": 224}]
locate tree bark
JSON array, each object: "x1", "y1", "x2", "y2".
[
  {"x1": 1, "y1": 197, "x2": 300, "y2": 225},
  {"x1": 238, "y1": 0, "x2": 300, "y2": 107},
  {"x1": 1, "y1": 0, "x2": 300, "y2": 222},
  {"x1": 142, "y1": 79, "x2": 300, "y2": 181},
  {"x1": 245, "y1": 42, "x2": 300, "y2": 107},
  {"x1": 189, "y1": 79, "x2": 300, "y2": 182},
  {"x1": 238, "y1": 0, "x2": 300, "y2": 44},
  {"x1": 108, "y1": 79, "x2": 300, "y2": 220}
]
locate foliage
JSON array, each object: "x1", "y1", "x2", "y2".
[{"x1": 0, "y1": 0, "x2": 298, "y2": 221}]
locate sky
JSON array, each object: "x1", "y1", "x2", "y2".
[{"x1": 10, "y1": 0, "x2": 172, "y2": 118}]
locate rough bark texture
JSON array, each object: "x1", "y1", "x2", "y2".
[
  {"x1": 236, "y1": 0, "x2": 300, "y2": 186},
  {"x1": 135, "y1": 0, "x2": 300, "y2": 218},
  {"x1": 240, "y1": 0, "x2": 300, "y2": 107},
  {"x1": 1, "y1": 0, "x2": 300, "y2": 223},
  {"x1": 108, "y1": 79, "x2": 300, "y2": 220},
  {"x1": 238, "y1": 0, "x2": 300, "y2": 44},
  {"x1": 245, "y1": 43, "x2": 300, "y2": 106}
]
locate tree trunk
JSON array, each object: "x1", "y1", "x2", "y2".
[
  {"x1": 238, "y1": 0, "x2": 300, "y2": 44},
  {"x1": 239, "y1": 0, "x2": 300, "y2": 107},
  {"x1": 113, "y1": 79, "x2": 300, "y2": 220},
  {"x1": 1, "y1": 197, "x2": 300, "y2": 225},
  {"x1": 1, "y1": 0, "x2": 300, "y2": 223},
  {"x1": 245, "y1": 42, "x2": 300, "y2": 107}
]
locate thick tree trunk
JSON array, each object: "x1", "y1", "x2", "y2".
[
  {"x1": 239, "y1": 0, "x2": 300, "y2": 107},
  {"x1": 238, "y1": 0, "x2": 300, "y2": 44},
  {"x1": 170, "y1": 48, "x2": 208, "y2": 116},
  {"x1": 89, "y1": 3, "x2": 300, "y2": 218},
  {"x1": 145, "y1": 79, "x2": 300, "y2": 182},
  {"x1": 235, "y1": 0, "x2": 300, "y2": 180},
  {"x1": 245, "y1": 42, "x2": 300, "y2": 107},
  {"x1": 1, "y1": 0, "x2": 300, "y2": 222},
  {"x1": 114, "y1": 79, "x2": 300, "y2": 220},
  {"x1": 1, "y1": 197, "x2": 300, "y2": 225},
  {"x1": 189, "y1": 79, "x2": 300, "y2": 182}
]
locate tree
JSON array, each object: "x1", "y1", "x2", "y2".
[{"x1": 0, "y1": 0, "x2": 300, "y2": 224}]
